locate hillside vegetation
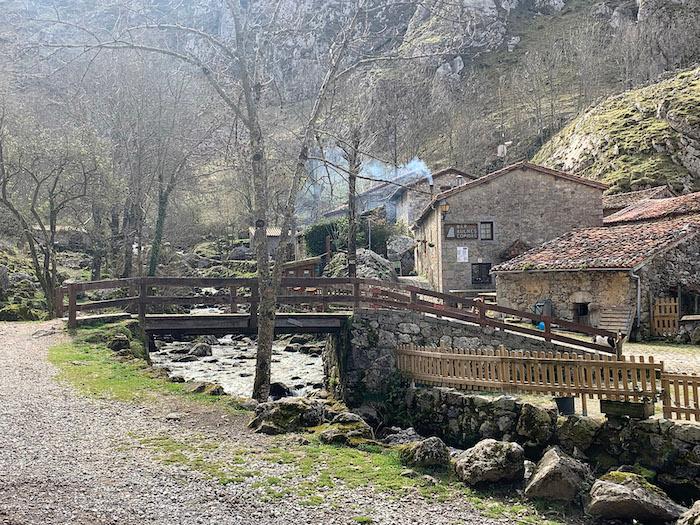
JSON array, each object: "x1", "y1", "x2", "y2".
[{"x1": 534, "y1": 67, "x2": 700, "y2": 193}]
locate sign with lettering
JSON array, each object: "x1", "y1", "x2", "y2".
[{"x1": 445, "y1": 223, "x2": 478, "y2": 239}]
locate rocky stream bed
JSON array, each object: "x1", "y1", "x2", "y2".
[{"x1": 150, "y1": 333, "x2": 326, "y2": 398}]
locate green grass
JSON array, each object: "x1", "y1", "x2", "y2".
[{"x1": 49, "y1": 321, "x2": 247, "y2": 411}]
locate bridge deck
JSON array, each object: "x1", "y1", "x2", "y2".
[{"x1": 142, "y1": 312, "x2": 351, "y2": 336}]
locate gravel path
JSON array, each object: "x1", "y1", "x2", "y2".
[{"x1": 0, "y1": 321, "x2": 501, "y2": 525}]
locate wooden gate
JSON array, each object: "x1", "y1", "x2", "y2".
[{"x1": 652, "y1": 297, "x2": 679, "y2": 336}]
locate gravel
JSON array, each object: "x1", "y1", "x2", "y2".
[{"x1": 0, "y1": 321, "x2": 501, "y2": 525}]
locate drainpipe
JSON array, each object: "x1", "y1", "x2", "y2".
[{"x1": 630, "y1": 271, "x2": 641, "y2": 330}]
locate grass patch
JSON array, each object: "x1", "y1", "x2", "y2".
[
  {"x1": 134, "y1": 434, "x2": 257, "y2": 485},
  {"x1": 49, "y1": 321, "x2": 247, "y2": 412}
]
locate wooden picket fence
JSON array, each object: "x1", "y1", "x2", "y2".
[
  {"x1": 662, "y1": 373, "x2": 700, "y2": 421},
  {"x1": 396, "y1": 344, "x2": 700, "y2": 421},
  {"x1": 652, "y1": 297, "x2": 679, "y2": 336}
]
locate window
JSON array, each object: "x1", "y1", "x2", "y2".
[
  {"x1": 479, "y1": 222, "x2": 494, "y2": 240},
  {"x1": 445, "y1": 223, "x2": 478, "y2": 239},
  {"x1": 471, "y1": 263, "x2": 492, "y2": 285}
]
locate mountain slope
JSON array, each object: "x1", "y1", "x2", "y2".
[{"x1": 534, "y1": 68, "x2": 700, "y2": 193}]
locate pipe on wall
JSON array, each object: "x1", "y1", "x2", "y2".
[{"x1": 630, "y1": 271, "x2": 641, "y2": 329}]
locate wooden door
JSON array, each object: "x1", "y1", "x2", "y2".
[{"x1": 652, "y1": 297, "x2": 679, "y2": 336}]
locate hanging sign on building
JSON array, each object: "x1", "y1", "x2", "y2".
[{"x1": 457, "y1": 246, "x2": 469, "y2": 262}]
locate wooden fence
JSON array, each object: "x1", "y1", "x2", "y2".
[
  {"x1": 56, "y1": 277, "x2": 620, "y2": 355},
  {"x1": 396, "y1": 344, "x2": 700, "y2": 421},
  {"x1": 662, "y1": 373, "x2": 700, "y2": 422}
]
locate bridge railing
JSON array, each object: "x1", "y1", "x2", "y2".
[{"x1": 57, "y1": 276, "x2": 619, "y2": 354}]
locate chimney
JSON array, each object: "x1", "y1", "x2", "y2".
[
  {"x1": 429, "y1": 181, "x2": 434, "y2": 196},
  {"x1": 456, "y1": 175, "x2": 464, "y2": 187}
]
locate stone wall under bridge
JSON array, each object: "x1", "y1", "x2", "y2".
[{"x1": 323, "y1": 308, "x2": 584, "y2": 410}]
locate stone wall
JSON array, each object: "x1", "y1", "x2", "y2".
[
  {"x1": 325, "y1": 308, "x2": 593, "y2": 408},
  {"x1": 394, "y1": 386, "x2": 700, "y2": 503},
  {"x1": 496, "y1": 270, "x2": 635, "y2": 325}
]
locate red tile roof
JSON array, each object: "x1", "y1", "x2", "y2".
[
  {"x1": 604, "y1": 191, "x2": 700, "y2": 224},
  {"x1": 414, "y1": 161, "x2": 608, "y2": 226},
  {"x1": 492, "y1": 214, "x2": 700, "y2": 273},
  {"x1": 602, "y1": 186, "x2": 675, "y2": 211}
]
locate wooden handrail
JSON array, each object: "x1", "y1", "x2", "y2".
[{"x1": 58, "y1": 276, "x2": 619, "y2": 352}]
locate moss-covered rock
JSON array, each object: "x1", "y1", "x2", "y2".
[
  {"x1": 555, "y1": 415, "x2": 602, "y2": 455},
  {"x1": 248, "y1": 397, "x2": 327, "y2": 435},
  {"x1": 587, "y1": 471, "x2": 687, "y2": 522},
  {"x1": 399, "y1": 436, "x2": 450, "y2": 469},
  {"x1": 535, "y1": 67, "x2": 700, "y2": 193}
]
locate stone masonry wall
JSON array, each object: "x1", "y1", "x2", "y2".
[
  {"x1": 326, "y1": 308, "x2": 594, "y2": 408},
  {"x1": 496, "y1": 270, "x2": 635, "y2": 325},
  {"x1": 396, "y1": 386, "x2": 700, "y2": 503}
]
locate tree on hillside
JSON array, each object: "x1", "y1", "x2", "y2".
[{"x1": 0, "y1": 108, "x2": 103, "y2": 316}]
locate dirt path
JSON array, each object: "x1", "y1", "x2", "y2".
[{"x1": 0, "y1": 321, "x2": 503, "y2": 525}]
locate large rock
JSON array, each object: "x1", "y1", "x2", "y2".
[
  {"x1": 678, "y1": 501, "x2": 700, "y2": 525},
  {"x1": 318, "y1": 412, "x2": 374, "y2": 445},
  {"x1": 555, "y1": 415, "x2": 602, "y2": 456},
  {"x1": 107, "y1": 333, "x2": 131, "y2": 352},
  {"x1": 248, "y1": 397, "x2": 327, "y2": 435},
  {"x1": 524, "y1": 447, "x2": 593, "y2": 503},
  {"x1": 586, "y1": 472, "x2": 687, "y2": 522},
  {"x1": 516, "y1": 403, "x2": 556, "y2": 455},
  {"x1": 189, "y1": 342, "x2": 212, "y2": 357},
  {"x1": 454, "y1": 439, "x2": 525, "y2": 485},
  {"x1": 323, "y1": 249, "x2": 398, "y2": 282},
  {"x1": 269, "y1": 382, "x2": 294, "y2": 400},
  {"x1": 399, "y1": 436, "x2": 451, "y2": 469}
]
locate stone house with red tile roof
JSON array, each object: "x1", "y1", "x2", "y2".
[
  {"x1": 602, "y1": 186, "x2": 676, "y2": 218},
  {"x1": 493, "y1": 192, "x2": 700, "y2": 339},
  {"x1": 412, "y1": 161, "x2": 607, "y2": 294}
]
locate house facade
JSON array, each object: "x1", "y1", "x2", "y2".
[
  {"x1": 393, "y1": 168, "x2": 477, "y2": 226},
  {"x1": 413, "y1": 162, "x2": 607, "y2": 293},
  {"x1": 493, "y1": 192, "x2": 700, "y2": 339}
]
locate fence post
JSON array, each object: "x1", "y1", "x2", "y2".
[
  {"x1": 229, "y1": 285, "x2": 238, "y2": 314},
  {"x1": 138, "y1": 281, "x2": 147, "y2": 323},
  {"x1": 353, "y1": 280, "x2": 360, "y2": 310},
  {"x1": 661, "y1": 373, "x2": 672, "y2": 419},
  {"x1": 543, "y1": 315, "x2": 551, "y2": 342},
  {"x1": 68, "y1": 284, "x2": 77, "y2": 330}
]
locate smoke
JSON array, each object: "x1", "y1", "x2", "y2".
[{"x1": 362, "y1": 156, "x2": 430, "y2": 184}]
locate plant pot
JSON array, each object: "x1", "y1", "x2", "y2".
[{"x1": 555, "y1": 396, "x2": 575, "y2": 415}]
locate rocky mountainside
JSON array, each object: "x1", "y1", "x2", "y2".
[{"x1": 534, "y1": 67, "x2": 700, "y2": 193}]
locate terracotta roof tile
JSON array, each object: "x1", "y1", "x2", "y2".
[
  {"x1": 602, "y1": 186, "x2": 675, "y2": 211},
  {"x1": 604, "y1": 191, "x2": 700, "y2": 224},
  {"x1": 492, "y1": 214, "x2": 700, "y2": 273}
]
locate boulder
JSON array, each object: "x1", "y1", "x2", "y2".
[
  {"x1": 678, "y1": 501, "x2": 700, "y2": 525},
  {"x1": 189, "y1": 342, "x2": 212, "y2": 357},
  {"x1": 586, "y1": 472, "x2": 687, "y2": 523},
  {"x1": 555, "y1": 415, "x2": 602, "y2": 456},
  {"x1": 318, "y1": 412, "x2": 374, "y2": 446},
  {"x1": 524, "y1": 447, "x2": 593, "y2": 503},
  {"x1": 269, "y1": 382, "x2": 294, "y2": 400},
  {"x1": 107, "y1": 334, "x2": 131, "y2": 352},
  {"x1": 194, "y1": 335, "x2": 219, "y2": 345},
  {"x1": 515, "y1": 403, "x2": 556, "y2": 455},
  {"x1": 381, "y1": 427, "x2": 423, "y2": 445},
  {"x1": 454, "y1": 439, "x2": 525, "y2": 485},
  {"x1": 248, "y1": 397, "x2": 327, "y2": 435},
  {"x1": 399, "y1": 437, "x2": 451, "y2": 469},
  {"x1": 227, "y1": 245, "x2": 254, "y2": 260}
]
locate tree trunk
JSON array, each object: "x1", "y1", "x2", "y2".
[{"x1": 147, "y1": 192, "x2": 169, "y2": 277}]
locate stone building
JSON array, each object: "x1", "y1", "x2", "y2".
[
  {"x1": 392, "y1": 167, "x2": 477, "y2": 226},
  {"x1": 412, "y1": 162, "x2": 607, "y2": 294},
  {"x1": 602, "y1": 185, "x2": 675, "y2": 218},
  {"x1": 493, "y1": 192, "x2": 700, "y2": 338}
]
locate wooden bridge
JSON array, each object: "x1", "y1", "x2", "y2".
[{"x1": 56, "y1": 276, "x2": 620, "y2": 354}]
